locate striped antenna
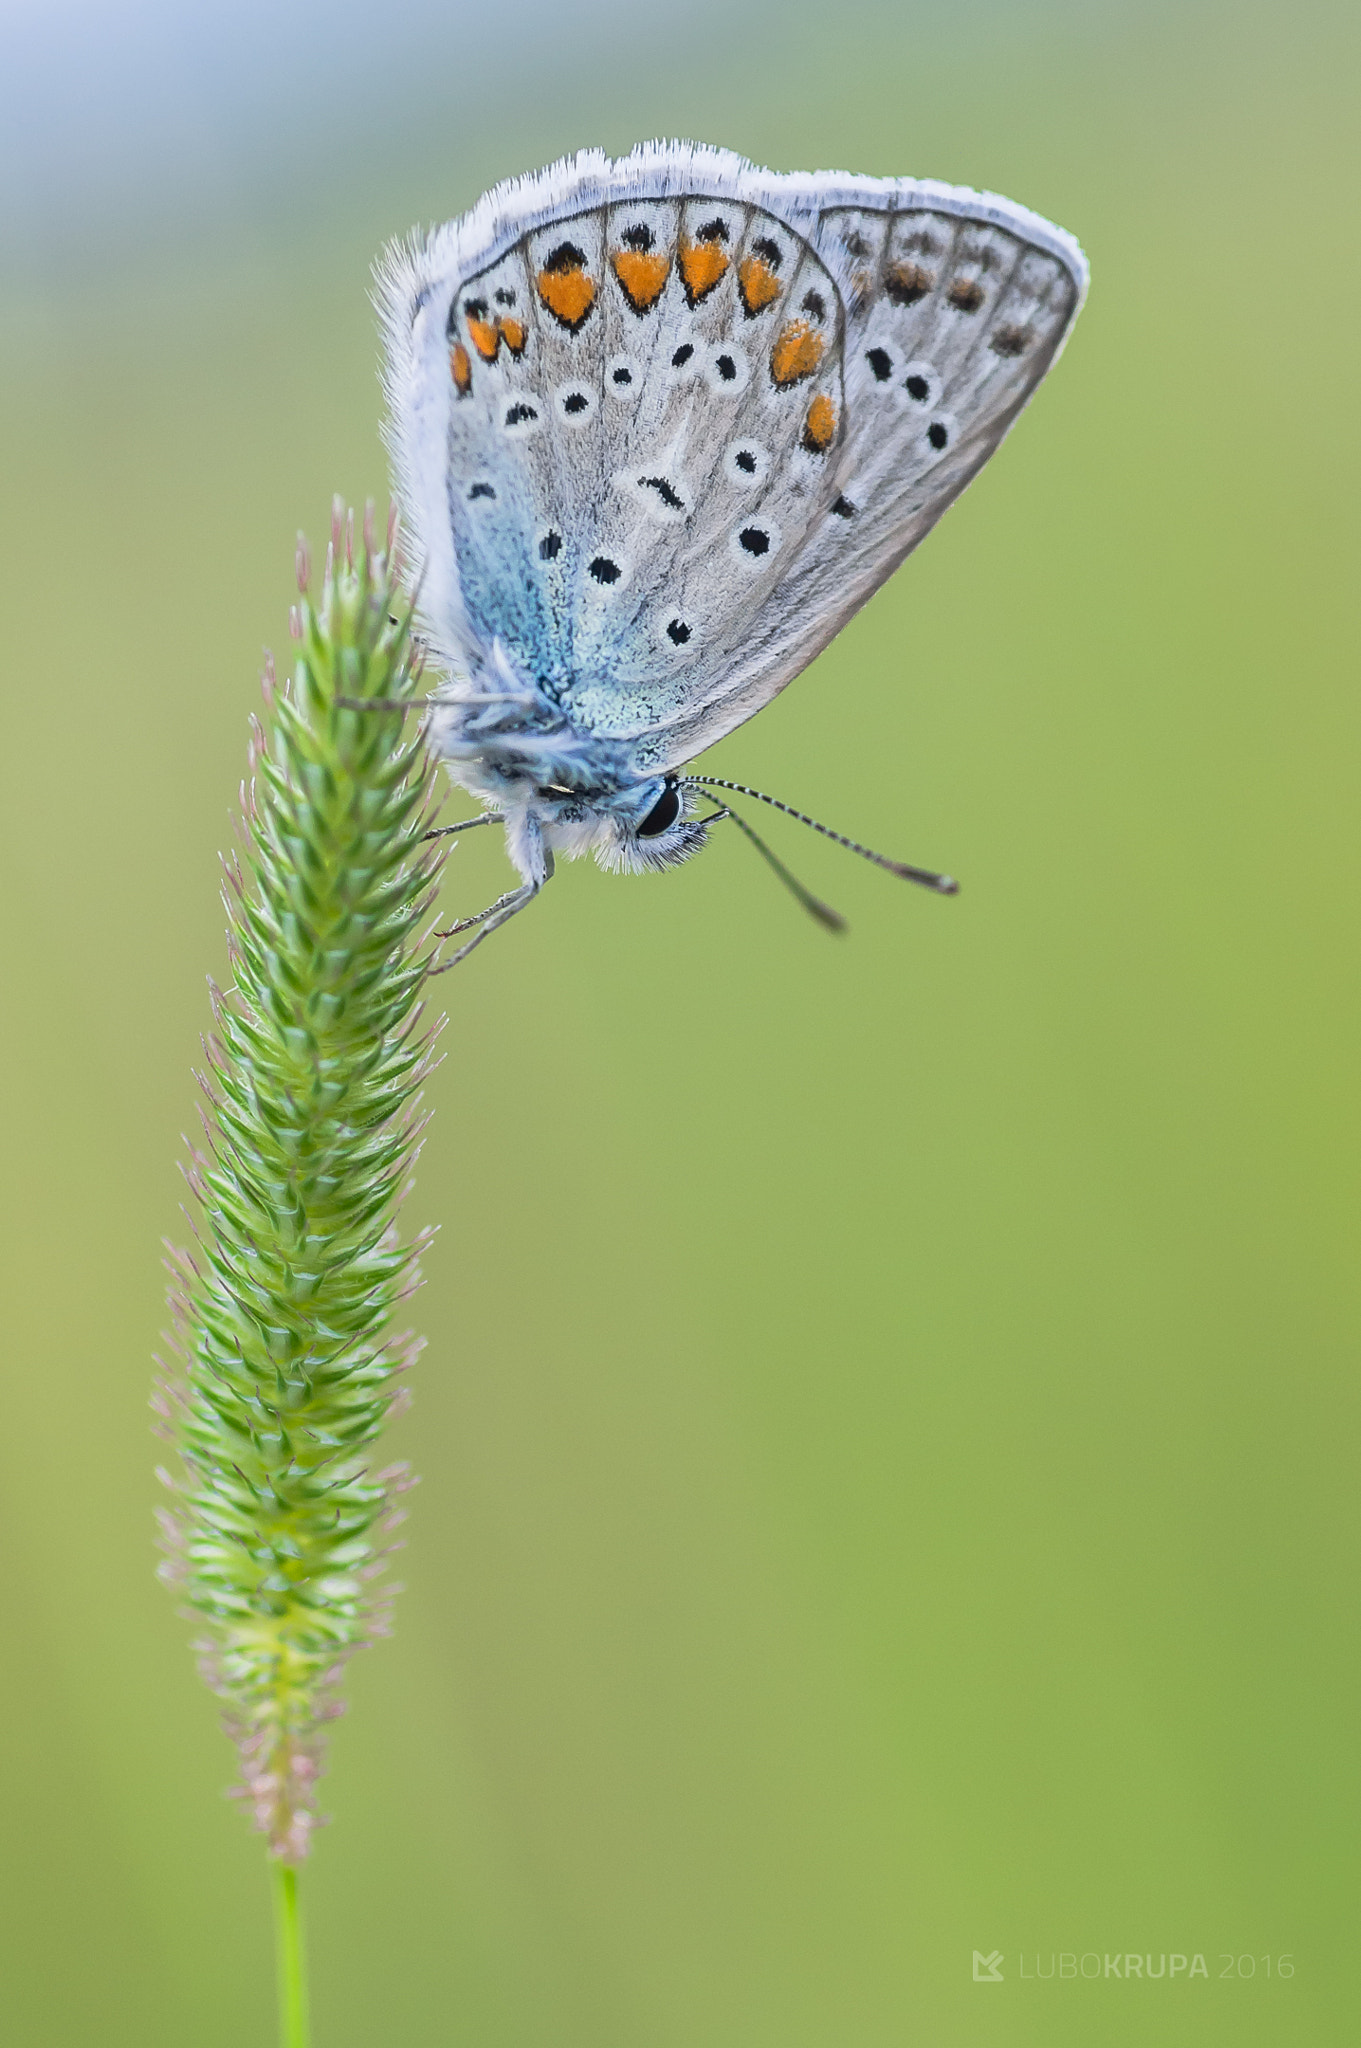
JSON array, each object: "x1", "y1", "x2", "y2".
[
  {"x1": 683, "y1": 778, "x2": 959, "y2": 895},
  {"x1": 703, "y1": 799, "x2": 846, "y2": 933}
]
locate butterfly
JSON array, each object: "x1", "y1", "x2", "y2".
[{"x1": 377, "y1": 142, "x2": 1087, "y2": 962}]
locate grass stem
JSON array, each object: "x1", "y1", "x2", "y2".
[{"x1": 272, "y1": 1861, "x2": 310, "y2": 2048}]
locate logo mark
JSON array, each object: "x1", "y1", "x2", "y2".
[{"x1": 973, "y1": 1950, "x2": 1004, "y2": 1982}]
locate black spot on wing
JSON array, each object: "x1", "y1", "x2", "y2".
[
  {"x1": 640, "y1": 475, "x2": 684, "y2": 510},
  {"x1": 543, "y1": 240, "x2": 587, "y2": 272}
]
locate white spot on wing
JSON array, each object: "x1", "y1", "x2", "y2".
[
  {"x1": 919, "y1": 411, "x2": 958, "y2": 463},
  {"x1": 606, "y1": 353, "x2": 643, "y2": 398},
  {"x1": 723, "y1": 439, "x2": 771, "y2": 489},
  {"x1": 554, "y1": 379, "x2": 597, "y2": 426},
  {"x1": 702, "y1": 341, "x2": 750, "y2": 395},
  {"x1": 501, "y1": 396, "x2": 542, "y2": 438},
  {"x1": 728, "y1": 517, "x2": 782, "y2": 566},
  {"x1": 899, "y1": 360, "x2": 942, "y2": 410}
]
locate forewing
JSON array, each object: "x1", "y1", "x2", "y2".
[{"x1": 652, "y1": 197, "x2": 1086, "y2": 763}]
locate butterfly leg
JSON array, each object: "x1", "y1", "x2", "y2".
[{"x1": 429, "y1": 852, "x2": 553, "y2": 972}]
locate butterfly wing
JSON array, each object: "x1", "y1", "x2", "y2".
[
  {"x1": 648, "y1": 183, "x2": 1087, "y2": 763},
  {"x1": 379, "y1": 145, "x2": 1086, "y2": 771}
]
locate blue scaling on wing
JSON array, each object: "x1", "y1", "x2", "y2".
[
  {"x1": 432, "y1": 193, "x2": 847, "y2": 743},
  {"x1": 442, "y1": 261, "x2": 564, "y2": 697}
]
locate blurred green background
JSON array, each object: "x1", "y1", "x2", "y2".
[{"x1": 1, "y1": 0, "x2": 1357, "y2": 2041}]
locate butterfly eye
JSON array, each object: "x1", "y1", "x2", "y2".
[{"x1": 637, "y1": 780, "x2": 681, "y2": 837}]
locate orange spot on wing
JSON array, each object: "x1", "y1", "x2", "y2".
[
  {"x1": 466, "y1": 314, "x2": 500, "y2": 361},
  {"x1": 497, "y1": 317, "x2": 527, "y2": 356},
  {"x1": 450, "y1": 343, "x2": 472, "y2": 395},
  {"x1": 770, "y1": 320, "x2": 825, "y2": 386},
  {"x1": 612, "y1": 247, "x2": 671, "y2": 312},
  {"x1": 678, "y1": 238, "x2": 729, "y2": 305},
  {"x1": 801, "y1": 393, "x2": 836, "y2": 452},
  {"x1": 737, "y1": 255, "x2": 781, "y2": 315},
  {"x1": 536, "y1": 253, "x2": 596, "y2": 331}
]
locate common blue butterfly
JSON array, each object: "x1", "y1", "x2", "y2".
[{"x1": 378, "y1": 143, "x2": 1087, "y2": 959}]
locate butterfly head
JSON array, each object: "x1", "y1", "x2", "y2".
[
  {"x1": 513, "y1": 772, "x2": 708, "y2": 877},
  {"x1": 586, "y1": 774, "x2": 710, "y2": 874}
]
